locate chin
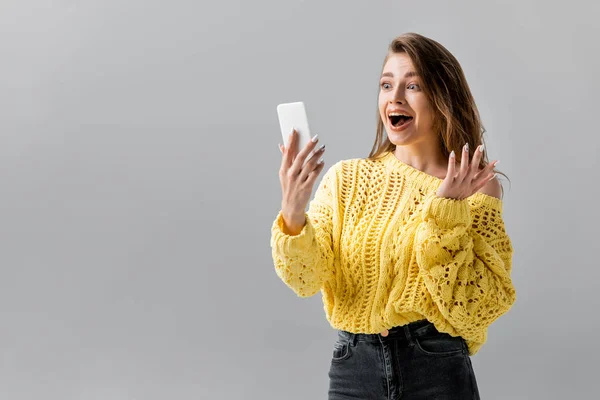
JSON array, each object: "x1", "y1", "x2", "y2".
[{"x1": 385, "y1": 124, "x2": 417, "y2": 144}]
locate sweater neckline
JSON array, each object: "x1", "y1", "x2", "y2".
[{"x1": 379, "y1": 151, "x2": 444, "y2": 189}]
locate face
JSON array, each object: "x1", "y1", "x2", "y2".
[{"x1": 378, "y1": 52, "x2": 436, "y2": 146}]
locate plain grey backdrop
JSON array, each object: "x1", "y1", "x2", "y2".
[{"x1": 1, "y1": 0, "x2": 598, "y2": 399}]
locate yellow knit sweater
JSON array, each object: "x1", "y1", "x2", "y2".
[{"x1": 270, "y1": 150, "x2": 516, "y2": 356}]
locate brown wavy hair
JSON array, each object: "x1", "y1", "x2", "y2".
[{"x1": 367, "y1": 32, "x2": 509, "y2": 199}]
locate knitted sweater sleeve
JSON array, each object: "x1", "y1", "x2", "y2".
[
  {"x1": 269, "y1": 162, "x2": 338, "y2": 298},
  {"x1": 413, "y1": 192, "x2": 516, "y2": 336}
]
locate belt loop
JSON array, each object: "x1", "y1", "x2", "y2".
[
  {"x1": 350, "y1": 333, "x2": 357, "y2": 346},
  {"x1": 403, "y1": 324, "x2": 415, "y2": 346}
]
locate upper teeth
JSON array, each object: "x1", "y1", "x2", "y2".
[{"x1": 389, "y1": 113, "x2": 409, "y2": 117}]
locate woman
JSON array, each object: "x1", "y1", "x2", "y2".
[{"x1": 270, "y1": 32, "x2": 516, "y2": 399}]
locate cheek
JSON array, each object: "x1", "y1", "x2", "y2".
[
  {"x1": 413, "y1": 98, "x2": 433, "y2": 121},
  {"x1": 417, "y1": 110, "x2": 436, "y2": 131},
  {"x1": 378, "y1": 98, "x2": 386, "y2": 118}
]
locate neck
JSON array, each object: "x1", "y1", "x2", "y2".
[{"x1": 392, "y1": 144, "x2": 447, "y2": 176}]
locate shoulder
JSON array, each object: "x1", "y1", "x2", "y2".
[{"x1": 476, "y1": 176, "x2": 502, "y2": 199}]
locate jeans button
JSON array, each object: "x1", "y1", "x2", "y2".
[{"x1": 380, "y1": 329, "x2": 389, "y2": 337}]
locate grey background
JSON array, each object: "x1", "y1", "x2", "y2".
[{"x1": 0, "y1": 0, "x2": 598, "y2": 399}]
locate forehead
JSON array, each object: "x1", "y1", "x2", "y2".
[{"x1": 382, "y1": 53, "x2": 416, "y2": 75}]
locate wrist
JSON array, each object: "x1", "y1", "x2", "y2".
[{"x1": 281, "y1": 212, "x2": 306, "y2": 236}]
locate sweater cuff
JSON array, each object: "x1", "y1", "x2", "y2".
[
  {"x1": 271, "y1": 210, "x2": 314, "y2": 252},
  {"x1": 421, "y1": 193, "x2": 471, "y2": 229}
]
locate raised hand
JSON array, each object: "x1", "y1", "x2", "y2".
[
  {"x1": 436, "y1": 143, "x2": 499, "y2": 200},
  {"x1": 278, "y1": 128, "x2": 326, "y2": 234}
]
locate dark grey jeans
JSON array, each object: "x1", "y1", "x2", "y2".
[{"x1": 328, "y1": 319, "x2": 480, "y2": 400}]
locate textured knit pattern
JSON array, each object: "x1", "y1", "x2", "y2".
[{"x1": 270, "y1": 150, "x2": 516, "y2": 356}]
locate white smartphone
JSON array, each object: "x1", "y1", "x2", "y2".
[{"x1": 277, "y1": 101, "x2": 319, "y2": 166}]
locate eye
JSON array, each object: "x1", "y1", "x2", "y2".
[
  {"x1": 380, "y1": 82, "x2": 391, "y2": 89},
  {"x1": 408, "y1": 83, "x2": 420, "y2": 90}
]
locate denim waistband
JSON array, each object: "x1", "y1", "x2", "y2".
[{"x1": 337, "y1": 319, "x2": 437, "y2": 344}]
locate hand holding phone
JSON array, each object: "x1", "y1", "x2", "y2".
[{"x1": 276, "y1": 101, "x2": 327, "y2": 234}]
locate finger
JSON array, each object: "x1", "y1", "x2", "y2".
[
  {"x1": 468, "y1": 144, "x2": 484, "y2": 179},
  {"x1": 473, "y1": 160, "x2": 499, "y2": 179},
  {"x1": 303, "y1": 158, "x2": 326, "y2": 186},
  {"x1": 478, "y1": 171, "x2": 497, "y2": 189},
  {"x1": 299, "y1": 143, "x2": 326, "y2": 182},
  {"x1": 283, "y1": 128, "x2": 297, "y2": 169},
  {"x1": 279, "y1": 143, "x2": 283, "y2": 154},
  {"x1": 459, "y1": 143, "x2": 469, "y2": 179},
  {"x1": 446, "y1": 150, "x2": 456, "y2": 179},
  {"x1": 474, "y1": 160, "x2": 498, "y2": 183},
  {"x1": 290, "y1": 133, "x2": 320, "y2": 175}
]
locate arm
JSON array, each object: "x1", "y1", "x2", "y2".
[
  {"x1": 413, "y1": 191, "x2": 516, "y2": 335},
  {"x1": 270, "y1": 162, "x2": 338, "y2": 298}
]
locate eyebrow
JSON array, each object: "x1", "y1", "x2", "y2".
[{"x1": 380, "y1": 71, "x2": 419, "y2": 79}]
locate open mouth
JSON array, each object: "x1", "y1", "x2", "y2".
[{"x1": 389, "y1": 115, "x2": 414, "y2": 127}]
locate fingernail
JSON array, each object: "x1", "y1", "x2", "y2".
[
  {"x1": 464, "y1": 143, "x2": 469, "y2": 152},
  {"x1": 495, "y1": 160, "x2": 500, "y2": 166},
  {"x1": 279, "y1": 143, "x2": 282, "y2": 153},
  {"x1": 479, "y1": 144, "x2": 484, "y2": 152},
  {"x1": 450, "y1": 150, "x2": 455, "y2": 158},
  {"x1": 318, "y1": 157, "x2": 324, "y2": 164},
  {"x1": 290, "y1": 127, "x2": 295, "y2": 136},
  {"x1": 311, "y1": 134, "x2": 319, "y2": 143}
]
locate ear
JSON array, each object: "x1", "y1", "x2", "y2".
[{"x1": 477, "y1": 176, "x2": 502, "y2": 199}]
